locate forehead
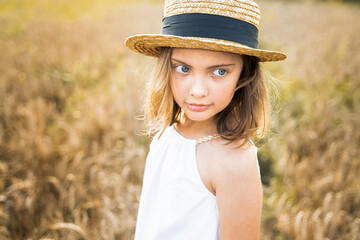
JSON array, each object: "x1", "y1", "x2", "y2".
[{"x1": 171, "y1": 48, "x2": 243, "y2": 65}]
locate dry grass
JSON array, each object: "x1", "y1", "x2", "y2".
[
  {"x1": 0, "y1": 1, "x2": 359, "y2": 240},
  {"x1": 259, "y1": 2, "x2": 360, "y2": 239},
  {"x1": 0, "y1": 3, "x2": 162, "y2": 240}
]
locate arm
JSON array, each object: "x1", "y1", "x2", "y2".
[{"x1": 214, "y1": 145, "x2": 263, "y2": 240}]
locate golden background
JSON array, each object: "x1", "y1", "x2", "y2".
[{"x1": 0, "y1": 0, "x2": 359, "y2": 239}]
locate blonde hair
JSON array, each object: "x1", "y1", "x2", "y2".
[{"x1": 144, "y1": 47, "x2": 269, "y2": 145}]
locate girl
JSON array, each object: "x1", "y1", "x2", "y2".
[{"x1": 125, "y1": 0, "x2": 286, "y2": 239}]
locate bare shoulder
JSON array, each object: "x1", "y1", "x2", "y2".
[
  {"x1": 208, "y1": 139, "x2": 263, "y2": 239},
  {"x1": 207, "y1": 139, "x2": 259, "y2": 178}
]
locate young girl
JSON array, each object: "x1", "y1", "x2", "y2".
[{"x1": 125, "y1": 0, "x2": 286, "y2": 239}]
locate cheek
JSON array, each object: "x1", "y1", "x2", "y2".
[
  {"x1": 170, "y1": 77, "x2": 184, "y2": 103},
  {"x1": 216, "y1": 89, "x2": 235, "y2": 106},
  {"x1": 170, "y1": 78, "x2": 175, "y2": 95},
  {"x1": 213, "y1": 80, "x2": 238, "y2": 105}
]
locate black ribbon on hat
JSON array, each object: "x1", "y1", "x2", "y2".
[{"x1": 162, "y1": 13, "x2": 259, "y2": 49}]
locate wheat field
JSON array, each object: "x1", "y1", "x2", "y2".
[{"x1": 0, "y1": 1, "x2": 359, "y2": 239}]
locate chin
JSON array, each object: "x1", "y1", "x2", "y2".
[{"x1": 183, "y1": 111, "x2": 215, "y2": 123}]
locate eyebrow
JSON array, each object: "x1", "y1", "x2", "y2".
[{"x1": 171, "y1": 58, "x2": 236, "y2": 69}]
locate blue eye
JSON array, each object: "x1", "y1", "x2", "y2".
[
  {"x1": 175, "y1": 65, "x2": 190, "y2": 73},
  {"x1": 213, "y1": 69, "x2": 227, "y2": 76}
]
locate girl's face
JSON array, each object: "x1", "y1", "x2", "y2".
[{"x1": 170, "y1": 48, "x2": 243, "y2": 125}]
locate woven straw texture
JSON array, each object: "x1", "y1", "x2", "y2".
[
  {"x1": 195, "y1": 134, "x2": 220, "y2": 144},
  {"x1": 125, "y1": 0, "x2": 287, "y2": 62},
  {"x1": 164, "y1": 0, "x2": 261, "y2": 28},
  {"x1": 126, "y1": 34, "x2": 286, "y2": 62}
]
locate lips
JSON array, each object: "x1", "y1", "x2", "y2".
[{"x1": 187, "y1": 103, "x2": 210, "y2": 112}]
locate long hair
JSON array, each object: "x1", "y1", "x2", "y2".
[
  {"x1": 144, "y1": 47, "x2": 269, "y2": 145},
  {"x1": 144, "y1": 47, "x2": 178, "y2": 135}
]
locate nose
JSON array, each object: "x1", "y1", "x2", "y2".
[{"x1": 189, "y1": 74, "x2": 208, "y2": 97}]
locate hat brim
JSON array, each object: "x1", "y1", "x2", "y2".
[{"x1": 125, "y1": 34, "x2": 286, "y2": 62}]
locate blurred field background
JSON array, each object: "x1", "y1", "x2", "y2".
[{"x1": 0, "y1": 0, "x2": 359, "y2": 239}]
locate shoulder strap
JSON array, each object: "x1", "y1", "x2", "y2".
[{"x1": 195, "y1": 134, "x2": 220, "y2": 144}]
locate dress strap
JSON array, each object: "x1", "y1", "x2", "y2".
[{"x1": 195, "y1": 134, "x2": 220, "y2": 144}]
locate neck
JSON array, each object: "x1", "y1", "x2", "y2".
[{"x1": 175, "y1": 115, "x2": 218, "y2": 139}]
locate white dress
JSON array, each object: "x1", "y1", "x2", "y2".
[{"x1": 134, "y1": 125, "x2": 260, "y2": 240}]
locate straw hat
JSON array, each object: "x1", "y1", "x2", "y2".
[{"x1": 125, "y1": 0, "x2": 286, "y2": 62}]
